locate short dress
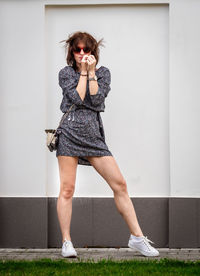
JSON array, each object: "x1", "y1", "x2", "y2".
[{"x1": 56, "y1": 65, "x2": 113, "y2": 166}]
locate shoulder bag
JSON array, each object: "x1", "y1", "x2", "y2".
[{"x1": 44, "y1": 104, "x2": 75, "y2": 152}]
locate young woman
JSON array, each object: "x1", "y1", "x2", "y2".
[{"x1": 56, "y1": 31, "x2": 159, "y2": 258}]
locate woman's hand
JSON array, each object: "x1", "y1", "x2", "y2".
[
  {"x1": 86, "y1": 55, "x2": 96, "y2": 72},
  {"x1": 80, "y1": 55, "x2": 89, "y2": 72}
]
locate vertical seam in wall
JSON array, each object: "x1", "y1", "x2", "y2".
[
  {"x1": 44, "y1": 2, "x2": 49, "y2": 246},
  {"x1": 196, "y1": 198, "x2": 199, "y2": 247},
  {"x1": 168, "y1": 197, "x2": 171, "y2": 248},
  {"x1": 167, "y1": 197, "x2": 169, "y2": 248},
  {"x1": 169, "y1": 2, "x2": 171, "y2": 198},
  {"x1": 46, "y1": 197, "x2": 49, "y2": 249},
  {"x1": 44, "y1": 4, "x2": 48, "y2": 197},
  {"x1": 92, "y1": 198, "x2": 94, "y2": 246}
]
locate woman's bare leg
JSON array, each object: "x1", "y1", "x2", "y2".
[
  {"x1": 57, "y1": 156, "x2": 79, "y2": 243},
  {"x1": 87, "y1": 156, "x2": 143, "y2": 237}
]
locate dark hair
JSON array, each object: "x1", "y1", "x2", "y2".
[{"x1": 59, "y1": 31, "x2": 105, "y2": 72}]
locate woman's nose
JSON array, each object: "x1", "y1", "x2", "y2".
[{"x1": 80, "y1": 49, "x2": 85, "y2": 54}]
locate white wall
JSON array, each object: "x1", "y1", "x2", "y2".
[
  {"x1": 46, "y1": 4, "x2": 169, "y2": 197},
  {"x1": 0, "y1": 0, "x2": 46, "y2": 196},
  {"x1": 0, "y1": 0, "x2": 199, "y2": 198},
  {"x1": 169, "y1": 0, "x2": 200, "y2": 196}
]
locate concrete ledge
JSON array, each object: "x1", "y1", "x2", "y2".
[{"x1": 0, "y1": 248, "x2": 200, "y2": 262}]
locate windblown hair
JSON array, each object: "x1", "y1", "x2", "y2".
[{"x1": 59, "y1": 31, "x2": 105, "y2": 72}]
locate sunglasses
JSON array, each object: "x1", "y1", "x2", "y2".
[{"x1": 73, "y1": 46, "x2": 91, "y2": 53}]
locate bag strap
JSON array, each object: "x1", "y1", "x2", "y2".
[{"x1": 56, "y1": 104, "x2": 75, "y2": 130}]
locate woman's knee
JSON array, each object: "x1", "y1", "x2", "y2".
[
  {"x1": 60, "y1": 182, "x2": 75, "y2": 199},
  {"x1": 112, "y1": 178, "x2": 128, "y2": 194},
  {"x1": 60, "y1": 185, "x2": 74, "y2": 199}
]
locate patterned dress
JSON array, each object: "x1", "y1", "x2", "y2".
[{"x1": 56, "y1": 65, "x2": 113, "y2": 166}]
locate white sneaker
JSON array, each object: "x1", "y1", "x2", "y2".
[
  {"x1": 128, "y1": 235, "x2": 160, "y2": 257},
  {"x1": 61, "y1": 238, "x2": 77, "y2": 258}
]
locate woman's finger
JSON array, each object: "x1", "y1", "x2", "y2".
[
  {"x1": 88, "y1": 55, "x2": 95, "y2": 60},
  {"x1": 88, "y1": 57, "x2": 95, "y2": 62},
  {"x1": 82, "y1": 55, "x2": 89, "y2": 62}
]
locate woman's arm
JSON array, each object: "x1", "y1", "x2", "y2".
[
  {"x1": 89, "y1": 67, "x2": 111, "y2": 107},
  {"x1": 88, "y1": 70, "x2": 98, "y2": 96}
]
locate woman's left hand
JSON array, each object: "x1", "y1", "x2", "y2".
[{"x1": 86, "y1": 55, "x2": 96, "y2": 72}]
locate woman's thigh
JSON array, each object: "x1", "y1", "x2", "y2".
[
  {"x1": 57, "y1": 156, "x2": 79, "y2": 192},
  {"x1": 87, "y1": 156, "x2": 127, "y2": 192}
]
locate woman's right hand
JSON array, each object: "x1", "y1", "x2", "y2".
[{"x1": 81, "y1": 55, "x2": 89, "y2": 72}]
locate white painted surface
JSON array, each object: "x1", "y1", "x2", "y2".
[
  {"x1": 46, "y1": 4, "x2": 169, "y2": 197},
  {"x1": 0, "y1": 0, "x2": 199, "y2": 197},
  {"x1": 0, "y1": 1, "x2": 46, "y2": 196},
  {"x1": 169, "y1": 0, "x2": 200, "y2": 196}
]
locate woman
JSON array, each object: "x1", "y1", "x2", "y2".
[{"x1": 56, "y1": 31, "x2": 159, "y2": 258}]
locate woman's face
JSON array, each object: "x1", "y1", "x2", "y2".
[{"x1": 73, "y1": 41, "x2": 92, "y2": 66}]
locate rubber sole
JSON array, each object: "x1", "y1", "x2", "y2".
[{"x1": 61, "y1": 252, "x2": 77, "y2": 258}]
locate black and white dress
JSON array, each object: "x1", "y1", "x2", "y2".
[{"x1": 56, "y1": 65, "x2": 113, "y2": 166}]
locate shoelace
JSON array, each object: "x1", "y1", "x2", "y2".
[
  {"x1": 142, "y1": 236, "x2": 155, "y2": 251},
  {"x1": 63, "y1": 239, "x2": 72, "y2": 248}
]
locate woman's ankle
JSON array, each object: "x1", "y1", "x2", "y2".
[
  {"x1": 62, "y1": 237, "x2": 71, "y2": 243},
  {"x1": 130, "y1": 232, "x2": 143, "y2": 237}
]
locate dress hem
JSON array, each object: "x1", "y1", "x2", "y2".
[
  {"x1": 56, "y1": 153, "x2": 113, "y2": 158},
  {"x1": 56, "y1": 153, "x2": 113, "y2": 166}
]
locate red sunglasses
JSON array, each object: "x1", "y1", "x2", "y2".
[{"x1": 73, "y1": 46, "x2": 91, "y2": 53}]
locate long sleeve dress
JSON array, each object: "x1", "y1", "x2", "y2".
[{"x1": 56, "y1": 65, "x2": 113, "y2": 166}]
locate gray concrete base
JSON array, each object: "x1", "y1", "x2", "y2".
[
  {"x1": 0, "y1": 248, "x2": 200, "y2": 262},
  {"x1": 0, "y1": 197, "x2": 199, "y2": 248}
]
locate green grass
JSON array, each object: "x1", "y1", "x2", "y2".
[{"x1": 0, "y1": 258, "x2": 200, "y2": 276}]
